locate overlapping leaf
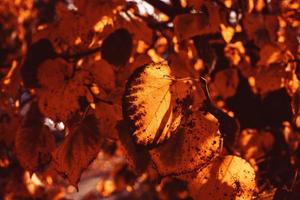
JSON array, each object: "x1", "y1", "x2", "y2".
[
  {"x1": 184, "y1": 156, "x2": 256, "y2": 200},
  {"x1": 52, "y1": 114, "x2": 103, "y2": 186},
  {"x1": 15, "y1": 103, "x2": 55, "y2": 171},
  {"x1": 123, "y1": 61, "x2": 178, "y2": 145},
  {"x1": 149, "y1": 112, "x2": 221, "y2": 176},
  {"x1": 37, "y1": 58, "x2": 92, "y2": 121}
]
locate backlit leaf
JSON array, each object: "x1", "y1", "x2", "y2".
[
  {"x1": 185, "y1": 155, "x2": 256, "y2": 200},
  {"x1": 149, "y1": 112, "x2": 221, "y2": 176},
  {"x1": 123, "y1": 61, "x2": 175, "y2": 145}
]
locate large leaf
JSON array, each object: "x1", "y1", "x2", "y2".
[
  {"x1": 149, "y1": 112, "x2": 221, "y2": 176},
  {"x1": 15, "y1": 103, "x2": 55, "y2": 171},
  {"x1": 123, "y1": 61, "x2": 191, "y2": 146},
  {"x1": 184, "y1": 155, "x2": 256, "y2": 200},
  {"x1": 52, "y1": 114, "x2": 103, "y2": 186},
  {"x1": 37, "y1": 58, "x2": 92, "y2": 121}
]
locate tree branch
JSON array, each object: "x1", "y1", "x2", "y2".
[{"x1": 144, "y1": 0, "x2": 175, "y2": 17}]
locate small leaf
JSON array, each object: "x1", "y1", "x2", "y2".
[
  {"x1": 52, "y1": 114, "x2": 103, "y2": 186},
  {"x1": 185, "y1": 155, "x2": 256, "y2": 200},
  {"x1": 101, "y1": 28, "x2": 133, "y2": 66},
  {"x1": 20, "y1": 39, "x2": 56, "y2": 88},
  {"x1": 15, "y1": 103, "x2": 55, "y2": 171},
  {"x1": 89, "y1": 59, "x2": 116, "y2": 92},
  {"x1": 212, "y1": 68, "x2": 239, "y2": 99},
  {"x1": 173, "y1": 2, "x2": 221, "y2": 41}
]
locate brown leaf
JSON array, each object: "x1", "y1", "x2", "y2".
[
  {"x1": 101, "y1": 28, "x2": 133, "y2": 66},
  {"x1": 236, "y1": 129, "x2": 274, "y2": 161},
  {"x1": 184, "y1": 155, "x2": 256, "y2": 200},
  {"x1": 15, "y1": 103, "x2": 55, "y2": 171},
  {"x1": 149, "y1": 112, "x2": 221, "y2": 176},
  {"x1": 173, "y1": 2, "x2": 221, "y2": 41},
  {"x1": 243, "y1": 13, "x2": 278, "y2": 46},
  {"x1": 212, "y1": 68, "x2": 239, "y2": 99},
  {"x1": 95, "y1": 102, "x2": 122, "y2": 140},
  {"x1": 89, "y1": 59, "x2": 116, "y2": 92},
  {"x1": 52, "y1": 114, "x2": 103, "y2": 186},
  {"x1": 37, "y1": 58, "x2": 92, "y2": 121}
]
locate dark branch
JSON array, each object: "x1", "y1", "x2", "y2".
[{"x1": 144, "y1": 0, "x2": 175, "y2": 18}]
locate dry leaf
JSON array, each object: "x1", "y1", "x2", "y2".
[
  {"x1": 15, "y1": 103, "x2": 55, "y2": 171},
  {"x1": 123, "y1": 61, "x2": 178, "y2": 145},
  {"x1": 186, "y1": 155, "x2": 256, "y2": 200},
  {"x1": 37, "y1": 58, "x2": 92, "y2": 121},
  {"x1": 149, "y1": 112, "x2": 220, "y2": 176},
  {"x1": 212, "y1": 68, "x2": 239, "y2": 99},
  {"x1": 52, "y1": 114, "x2": 103, "y2": 186}
]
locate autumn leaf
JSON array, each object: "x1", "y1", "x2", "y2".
[
  {"x1": 149, "y1": 112, "x2": 221, "y2": 176},
  {"x1": 37, "y1": 58, "x2": 92, "y2": 121},
  {"x1": 117, "y1": 121, "x2": 151, "y2": 174},
  {"x1": 88, "y1": 59, "x2": 116, "y2": 92},
  {"x1": 173, "y1": 2, "x2": 221, "y2": 41},
  {"x1": 236, "y1": 129, "x2": 274, "y2": 161},
  {"x1": 101, "y1": 28, "x2": 133, "y2": 66},
  {"x1": 52, "y1": 114, "x2": 103, "y2": 186},
  {"x1": 211, "y1": 68, "x2": 239, "y2": 99},
  {"x1": 20, "y1": 39, "x2": 56, "y2": 88},
  {"x1": 95, "y1": 102, "x2": 122, "y2": 140},
  {"x1": 184, "y1": 155, "x2": 256, "y2": 200},
  {"x1": 123, "y1": 61, "x2": 176, "y2": 145},
  {"x1": 15, "y1": 103, "x2": 55, "y2": 171},
  {"x1": 242, "y1": 13, "x2": 278, "y2": 46}
]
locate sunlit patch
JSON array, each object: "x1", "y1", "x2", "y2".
[
  {"x1": 93, "y1": 16, "x2": 114, "y2": 32},
  {"x1": 180, "y1": 0, "x2": 187, "y2": 8},
  {"x1": 91, "y1": 84, "x2": 100, "y2": 95},
  {"x1": 129, "y1": 56, "x2": 135, "y2": 63},
  {"x1": 296, "y1": 116, "x2": 300, "y2": 128},
  {"x1": 24, "y1": 172, "x2": 44, "y2": 195},
  {"x1": 90, "y1": 102, "x2": 96, "y2": 109},
  {"x1": 194, "y1": 59, "x2": 204, "y2": 71},
  {"x1": 44, "y1": 118, "x2": 65, "y2": 131},
  {"x1": 74, "y1": 37, "x2": 82, "y2": 45},
  {"x1": 220, "y1": 24, "x2": 235, "y2": 43},
  {"x1": 147, "y1": 49, "x2": 164, "y2": 62},
  {"x1": 96, "y1": 179, "x2": 116, "y2": 197},
  {"x1": 3, "y1": 60, "x2": 18, "y2": 85},
  {"x1": 126, "y1": 0, "x2": 154, "y2": 16},
  {"x1": 0, "y1": 158, "x2": 10, "y2": 168},
  {"x1": 136, "y1": 40, "x2": 148, "y2": 53},
  {"x1": 224, "y1": 0, "x2": 233, "y2": 8},
  {"x1": 248, "y1": 76, "x2": 256, "y2": 87},
  {"x1": 46, "y1": 176, "x2": 53, "y2": 185}
]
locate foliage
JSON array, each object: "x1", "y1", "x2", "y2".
[{"x1": 0, "y1": 0, "x2": 300, "y2": 199}]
